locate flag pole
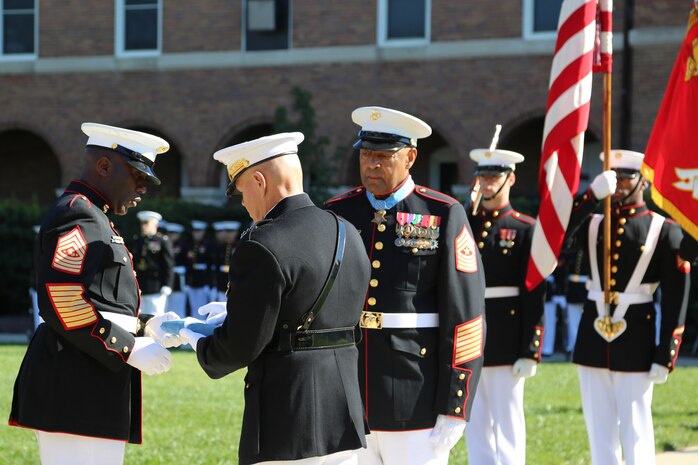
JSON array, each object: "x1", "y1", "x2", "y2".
[{"x1": 602, "y1": 72, "x2": 613, "y2": 317}]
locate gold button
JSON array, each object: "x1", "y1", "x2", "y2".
[
  {"x1": 481, "y1": 231, "x2": 488, "y2": 238},
  {"x1": 493, "y1": 211, "x2": 499, "y2": 217},
  {"x1": 459, "y1": 373, "x2": 465, "y2": 380},
  {"x1": 123, "y1": 346, "x2": 129, "y2": 353},
  {"x1": 370, "y1": 279, "x2": 378, "y2": 288},
  {"x1": 615, "y1": 240, "x2": 622, "y2": 247},
  {"x1": 674, "y1": 339, "x2": 679, "y2": 344},
  {"x1": 667, "y1": 362, "x2": 672, "y2": 368},
  {"x1": 646, "y1": 314, "x2": 651, "y2": 320},
  {"x1": 613, "y1": 253, "x2": 619, "y2": 260},
  {"x1": 419, "y1": 188, "x2": 426, "y2": 193},
  {"x1": 478, "y1": 242, "x2": 484, "y2": 249},
  {"x1": 535, "y1": 329, "x2": 541, "y2": 335},
  {"x1": 502, "y1": 249, "x2": 509, "y2": 255},
  {"x1": 510, "y1": 309, "x2": 516, "y2": 315},
  {"x1": 629, "y1": 208, "x2": 636, "y2": 215},
  {"x1": 99, "y1": 328, "x2": 105, "y2": 335},
  {"x1": 420, "y1": 347, "x2": 427, "y2": 356},
  {"x1": 454, "y1": 407, "x2": 462, "y2": 414},
  {"x1": 484, "y1": 221, "x2": 492, "y2": 228},
  {"x1": 611, "y1": 266, "x2": 618, "y2": 273},
  {"x1": 357, "y1": 188, "x2": 363, "y2": 193},
  {"x1": 617, "y1": 228, "x2": 625, "y2": 235},
  {"x1": 375, "y1": 241, "x2": 384, "y2": 250},
  {"x1": 534, "y1": 353, "x2": 539, "y2": 359},
  {"x1": 534, "y1": 341, "x2": 540, "y2": 347},
  {"x1": 412, "y1": 247, "x2": 419, "y2": 254},
  {"x1": 367, "y1": 297, "x2": 377, "y2": 306},
  {"x1": 670, "y1": 349, "x2": 676, "y2": 356},
  {"x1": 110, "y1": 337, "x2": 117, "y2": 344},
  {"x1": 372, "y1": 260, "x2": 381, "y2": 269},
  {"x1": 457, "y1": 390, "x2": 463, "y2": 397},
  {"x1": 377, "y1": 224, "x2": 386, "y2": 232},
  {"x1": 640, "y1": 245, "x2": 645, "y2": 251},
  {"x1": 619, "y1": 218, "x2": 627, "y2": 225},
  {"x1": 245, "y1": 384, "x2": 250, "y2": 389},
  {"x1": 610, "y1": 279, "x2": 616, "y2": 286}
]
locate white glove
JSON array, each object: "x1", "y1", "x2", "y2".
[
  {"x1": 160, "y1": 286, "x2": 172, "y2": 296},
  {"x1": 429, "y1": 414, "x2": 466, "y2": 455},
  {"x1": 144, "y1": 312, "x2": 184, "y2": 348},
  {"x1": 648, "y1": 363, "x2": 669, "y2": 384},
  {"x1": 180, "y1": 328, "x2": 205, "y2": 352},
  {"x1": 198, "y1": 301, "x2": 228, "y2": 326},
  {"x1": 127, "y1": 337, "x2": 172, "y2": 375},
  {"x1": 512, "y1": 358, "x2": 538, "y2": 378},
  {"x1": 590, "y1": 170, "x2": 617, "y2": 200}
]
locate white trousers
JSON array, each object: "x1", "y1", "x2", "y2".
[
  {"x1": 577, "y1": 366, "x2": 655, "y2": 465},
  {"x1": 140, "y1": 292, "x2": 167, "y2": 316},
  {"x1": 542, "y1": 301, "x2": 557, "y2": 355},
  {"x1": 186, "y1": 286, "x2": 211, "y2": 318},
  {"x1": 358, "y1": 430, "x2": 448, "y2": 465},
  {"x1": 566, "y1": 303, "x2": 583, "y2": 353},
  {"x1": 465, "y1": 366, "x2": 526, "y2": 465},
  {"x1": 35, "y1": 430, "x2": 125, "y2": 465},
  {"x1": 257, "y1": 449, "x2": 359, "y2": 465},
  {"x1": 166, "y1": 291, "x2": 187, "y2": 318}
]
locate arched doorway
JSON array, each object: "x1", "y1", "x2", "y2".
[
  {"x1": 0, "y1": 129, "x2": 61, "y2": 206},
  {"x1": 129, "y1": 126, "x2": 183, "y2": 198},
  {"x1": 498, "y1": 117, "x2": 601, "y2": 198}
]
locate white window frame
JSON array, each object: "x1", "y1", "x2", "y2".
[
  {"x1": 522, "y1": 0, "x2": 561, "y2": 40},
  {"x1": 0, "y1": 0, "x2": 38, "y2": 61},
  {"x1": 115, "y1": 0, "x2": 162, "y2": 57},
  {"x1": 377, "y1": 0, "x2": 430, "y2": 48},
  {"x1": 241, "y1": 0, "x2": 293, "y2": 52}
]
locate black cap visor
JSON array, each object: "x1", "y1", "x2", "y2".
[
  {"x1": 475, "y1": 165, "x2": 513, "y2": 176},
  {"x1": 612, "y1": 168, "x2": 640, "y2": 180},
  {"x1": 354, "y1": 130, "x2": 413, "y2": 152},
  {"x1": 125, "y1": 158, "x2": 161, "y2": 185}
]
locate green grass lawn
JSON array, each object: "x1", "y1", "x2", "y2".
[{"x1": 1, "y1": 345, "x2": 697, "y2": 464}]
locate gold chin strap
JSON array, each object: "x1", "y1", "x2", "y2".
[{"x1": 227, "y1": 158, "x2": 250, "y2": 182}]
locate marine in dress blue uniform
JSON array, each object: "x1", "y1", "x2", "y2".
[
  {"x1": 325, "y1": 107, "x2": 486, "y2": 465},
  {"x1": 182, "y1": 220, "x2": 215, "y2": 316},
  {"x1": 9, "y1": 123, "x2": 178, "y2": 465},
  {"x1": 212, "y1": 221, "x2": 241, "y2": 301},
  {"x1": 179, "y1": 133, "x2": 370, "y2": 465},
  {"x1": 162, "y1": 222, "x2": 188, "y2": 318},
  {"x1": 463, "y1": 148, "x2": 545, "y2": 465},
  {"x1": 131, "y1": 210, "x2": 175, "y2": 315},
  {"x1": 565, "y1": 150, "x2": 691, "y2": 465}
]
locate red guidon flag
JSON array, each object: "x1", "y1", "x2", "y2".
[
  {"x1": 525, "y1": 0, "x2": 606, "y2": 291},
  {"x1": 642, "y1": 3, "x2": 698, "y2": 241}
]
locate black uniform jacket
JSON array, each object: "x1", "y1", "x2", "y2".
[
  {"x1": 131, "y1": 232, "x2": 174, "y2": 295},
  {"x1": 195, "y1": 194, "x2": 370, "y2": 465},
  {"x1": 565, "y1": 193, "x2": 690, "y2": 372},
  {"x1": 325, "y1": 185, "x2": 486, "y2": 430},
  {"x1": 468, "y1": 204, "x2": 545, "y2": 366},
  {"x1": 10, "y1": 180, "x2": 145, "y2": 443},
  {"x1": 182, "y1": 239, "x2": 215, "y2": 288}
]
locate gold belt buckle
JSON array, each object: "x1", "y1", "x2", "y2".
[{"x1": 360, "y1": 311, "x2": 383, "y2": 329}]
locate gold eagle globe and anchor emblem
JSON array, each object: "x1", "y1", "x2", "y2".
[{"x1": 686, "y1": 37, "x2": 698, "y2": 82}]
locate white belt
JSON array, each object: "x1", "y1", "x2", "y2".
[
  {"x1": 173, "y1": 266, "x2": 186, "y2": 274},
  {"x1": 587, "y1": 287, "x2": 656, "y2": 305},
  {"x1": 484, "y1": 286, "x2": 519, "y2": 299},
  {"x1": 192, "y1": 264, "x2": 208, "y2": 270},
  {"x1": 360, "y1": 311, "x2": 439, "y2": 329},
  {"x1": 568, "y1": 274, "x2": 588, "y2": 283},
  {"x1": 99, "y1": 311, "x2": 138, "y2": 333}
]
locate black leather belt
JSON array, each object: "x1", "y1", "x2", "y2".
[{"x1": 269, "y1": 327, "x2": 357, "y2": 352}]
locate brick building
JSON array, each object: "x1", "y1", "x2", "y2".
[{"x1": 0, "y1": 0, "x2": 689, "y2": 206}]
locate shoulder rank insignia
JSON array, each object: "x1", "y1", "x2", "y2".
[
  {"x1": 455, "y1": 225, "x2": 477, "y2": 273},
  {"x1": 52, "y1": 226, "x2": 88, "y2": 275}
]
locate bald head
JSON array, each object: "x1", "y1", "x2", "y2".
[{"x1": 257, "y1": 154, "x2": 304, "y2": 197}]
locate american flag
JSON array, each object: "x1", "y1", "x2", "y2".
[{"x1": 525, "y1": 0, "x2": 612, "y2": 291}]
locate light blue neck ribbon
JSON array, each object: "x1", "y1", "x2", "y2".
[{"x1": 366, "y1": 176, "x2": 415, "y2": 211}]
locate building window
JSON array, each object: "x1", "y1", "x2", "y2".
[
  {"x1": 1, "y1": 0, "x2": 37, "y2": 58},
  {"x1": 378, "y1": 0, "x2": 430, "y2": 47},
  {"x1": 116, "y1": 0, "x2": 161, "y2": 55},
  {"x1": 244, "y1": 0, "x2": 290, "y2": 51},
  {"x1": 523, "y1": 0, "x2": 564, "y2": 39}
]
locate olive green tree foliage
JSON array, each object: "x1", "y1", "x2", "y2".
[{"x1": 273, "y1": 87, "x2": 340, "y2": 205}]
